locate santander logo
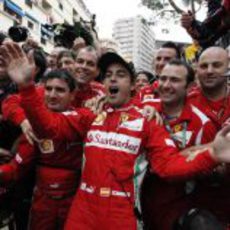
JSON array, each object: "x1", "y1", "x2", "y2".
[{"x1": 86, "y1": 130, "x2": 141, "y2": 155}]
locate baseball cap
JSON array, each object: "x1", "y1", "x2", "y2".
[{"x1": 98, "y1": 52, "x2": 135, "y2": 80}]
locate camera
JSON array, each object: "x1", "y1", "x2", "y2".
[
  {"x1": 8, "y1": 26, "x2": 29, "y2": 43},
  {"x1": 52, "y1": 22, "x2": 94, "y2": 49}
]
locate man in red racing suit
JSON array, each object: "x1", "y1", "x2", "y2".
[
  {"x1": 2, "y1": 44, "x2": 229, "y2": 230},
  {"x1": 0, "y1": 70, "x2": 84, "y2": 230}
]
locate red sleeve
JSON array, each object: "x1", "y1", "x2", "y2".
[
  {"x1": 223, "y1": 0, "x2": 230, "y2": 11},
  {"x1": 0, "y1": 135, "x2": 35, "y2": 184},
  {"x1": 2, "y1": 94, "x2": 26, "y2": 126},
  {"x1": 200, "y1": 120, "x2": 217, "y2": 144},
  {"x1": 2, "y1": 86, "x2": 45, "y2": 126},
  {"x1": 145, "y1": 121, "x2": 217, "y2": 180},
  {"x1": 20, "y1": 85, "x2": 95, "y2": 141}
]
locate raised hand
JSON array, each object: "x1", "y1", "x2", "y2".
[
  {"x1": 0, "y1": 42, "x2": 36, "y2": 86},
  {"x1": 20, "y1": 119, "x2": 39, "y2": 145},
  {"x1": 142, "y1": 105, "x2": 163, "y2": 124},
  {"x1": 181, "y1": 11, "x2": 195, "y2": 29},
  {"x1": 212, "y1": 125, "x2": 230, "y2": 163}
]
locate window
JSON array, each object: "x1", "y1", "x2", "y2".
[
  {"x1": 3, "y1": 0, "x2": 23, "y2": 22},
  {"x1": 59, "y1": 2, "x2": 63, "y2": 11},
  {"x1": 28, "y1": 21, "x2": 34, "y2": 30},
  {"x1": 41, "y1": 37, "x2": 46, "y2": 45},
  {"x1": 25, "y1": 0, "x2": 32, "y2": 8},
  {"x1": 73, "y1": 9, "x2": 78, "y2": 17}
]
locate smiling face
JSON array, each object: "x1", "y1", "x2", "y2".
[
  {"x1": 197, "y1": 47, "x2": 228, "y2": 90},
  {"x1": 58, "y1": 56, "x2": 76, "y2": 74},
  {"x1": 44, "y1": 78, "x2": 74, "y2": 112},
  {"x1": 158, "y1": 64, "x2": 187, "y2": 105},
  {"x1": 135, "y1": 73, "x2": 150, "y2": 92},
  {"x1": 103, "y1": 63, "x2": 134, "y2": 108},
  {"x1": 154, "y1": 48, "x2": 178, "y2": 76},
  {"x1": 75, "y1": 48, "x2": 99, "y2": 86}
]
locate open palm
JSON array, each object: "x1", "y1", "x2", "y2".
[{"x1": 0, "y1": 42, "x2": 35, "y2": 85}]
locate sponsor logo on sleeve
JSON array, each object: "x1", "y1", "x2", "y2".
[
  {"x1": 62, "y1": 111, "x2": 78, "y2": 116},
  {"x1": 165, "y1": 138, "x2": 176, "y2": 147},
  {"x1": 172, "y1": 131, "x2": 193, "y2": 146},
  {"x1": 38, "y1": 139, "x2": 54, "y2": 154},
  {"x1": 186, "y1": 148, "x2": 209, "y2": 162},
  {"x1": 15, "y1": 153, "x2": 23, "y2": 164}
]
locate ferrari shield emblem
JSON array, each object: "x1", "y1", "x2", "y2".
[{"x1": 38, "y1": 139, "x2": 54, "y2": 154}]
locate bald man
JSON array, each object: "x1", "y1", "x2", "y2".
[
  {"x1": 189, "y1": 46, "x2": 230, "y2": 130},
  {"x1": 188, "y1": 46, "x2": 230, "y2": 229}
]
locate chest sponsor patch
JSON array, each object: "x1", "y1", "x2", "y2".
[
  {"x1": 92, "y1": 112, "x2": 107, "y2": 126},
  {"x1": 172, "y1": 131, "x2": 193, "y2": 146},
  {"x1": 143, "y1": 95, "x2": 160, "y2": 103},
  {"x1": 86, "y1": 130, "x2": 141, "y2": 155},
  {"x1": 38, "y1": 139, "x2": 54, "y2": 154},
  {"x1": 165, "y1": 138, "x2": 176, "y2": 147},
  {"x1": 119, "y1": 117, "x2": 144, "y2": 132}
]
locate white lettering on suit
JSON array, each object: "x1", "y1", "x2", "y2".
[
  {"x1": 86, "y1": 130, "x2": 141, "y2": 155},
  {"x1": 119, "y1": 118, "x2": 144, "y2": 131}
]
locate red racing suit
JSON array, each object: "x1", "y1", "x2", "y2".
[
  {"x1": 2, "y1": 81, "x2": 105, "y2": 126},
  {"x1": 188, "y1": 89, "x2": 230, "y2": 227},
  {"x1": 188, "y1": 88, "x2": 230, "y2": 130},
  {"x1": 72, "y1": 81, "x2": 105, "y2": 108},
  {"x1": 19, "y1": 85, "x2": 217, "y2": 230},
  {"x1": 134, "y1": 81, "x2": 159, "y2": 105},
  {"x1": 0, "y1": 113, "x2": 84, "y2": 230},
  {"x1": 141, "y1": 99, "x2": 217, "y2": 230}
]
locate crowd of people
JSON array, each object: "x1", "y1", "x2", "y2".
[{"x1": 0, "y1": 8, "x2": 230, "y2": 230}]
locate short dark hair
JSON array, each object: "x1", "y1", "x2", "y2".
[
  {"x1": 76, "y1": 46, "x2": 100, "y2": 64},
  {"x1": 43, "y1": 69, "x2": 76, "y2": 92},
  {"x1": 162, "y1": 42, "x2": 181, "y2": 59},
  {"x1": 136, "y1": 71, "x2": 156, "y2": 83},
  {"x1": 167, "y1": 59, "x2": 195, "y2": 86},
  {"x1": 57, "y1": 50, "x2": 76, "y2": 66},
  {"x1": 33, "y1": 48, "x2": 47, "y2": 83}
]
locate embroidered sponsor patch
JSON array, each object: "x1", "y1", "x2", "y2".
[
  {"x1": 165, "y1": 138, "x2": 176, "y2": 147},
  {"x1": 86, "y1": 130, "x2": 141, "y2": 155},
  {"x1": 38, "y1": 139, "x2": 54, "y2": 154},
  {"x1": 173, "y1": 124, "x2": 183, "y2": 133},
  {"x1": 172, "y1": 131, "x2": 193, "y2": 145},
  {"x1": 119, "y1": 118, "x2": 144, "y2": 131},
  {"x1": 62, "y1": 111, "x2": 78, "y2": 116},
  {"x1": 92, "y1": 112, "x2": 107, "y2": 126},
  {"x1": 143, "y1": 94, "x2": 154, "y2": 100},
  {"x1": 143, "y1": 95, "x2": 160, "y2": 103},
  {"x1": 186, "y1": 148, "x2": 208, "y2": 162},
  {"x1": 15, "y1": 153, "x2": 23, "y2": 164},
  {"x1": 120, "y1": 113, "x2": 129, "y2": 123},
  {"x1": 100, "y1": 187, "x2": 111, "y2": 197}
]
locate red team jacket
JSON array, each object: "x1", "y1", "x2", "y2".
[
  {"x1": 18, "y1": 85, "x2": 217, "y2": 230},
  {"x1": 2, "y1": 81, "x2": 105, "y2": 126},
  {"x1": 141, "y1": 99, "x2": 217, "y2": 230},
  {"x1": 188, "y1": 88, "x2": 230, "y2": 130}
]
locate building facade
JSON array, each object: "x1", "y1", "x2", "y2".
[
  {"x1": 99, "y1": 38, "x2": 119, "y2": 53},
  {"x1": 113, "y1": 16, "x2": 155, "y2": 73},
  {"x1": 0, "y1": 0, "x2": 92, "y2": 52}
]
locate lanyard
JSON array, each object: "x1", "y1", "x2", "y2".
[{"x1": 164, "y1": 119, "x2": 188, "y2": 149}]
